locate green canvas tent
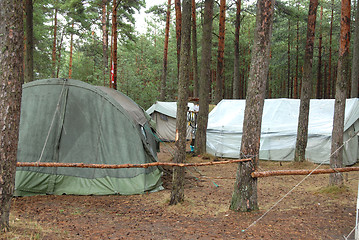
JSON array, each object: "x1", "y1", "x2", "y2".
[{"x1": 15, "y1": 78, "x2": 162, "y2": 196}]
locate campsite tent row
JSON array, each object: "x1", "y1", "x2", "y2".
[
  {"x1": 206, "y1": 99, "x2": 359, "y2": 166},
  {"x1": 15, "y1": 79, "x2": 162, "y2": 196}
]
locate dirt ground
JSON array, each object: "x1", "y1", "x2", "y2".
[{"x1": 5, "y1": 142, "x2": 359, "y2": 239}]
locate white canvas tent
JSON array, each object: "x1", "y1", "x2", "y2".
[
  {"x1": 206, "y1": 98, "x2": 359, "y2": 165},
  {"x1": 146, "y1": 101, "x2": 194, "y2": 141}
]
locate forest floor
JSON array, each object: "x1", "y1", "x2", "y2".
[{"x1": 3, "y1": 142, "x2": 359, "y2": 239}]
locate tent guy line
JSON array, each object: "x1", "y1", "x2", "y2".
[{"x1": 242, "y1": 126, "x2": 359, "y2": 233}]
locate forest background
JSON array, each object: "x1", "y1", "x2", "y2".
[{"x1": 27, "y1": 0, "x2": 353, "y2": 110}]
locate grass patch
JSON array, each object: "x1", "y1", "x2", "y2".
[{"x1": 318, "y1": 185, "x2": 350, "y2": 196}]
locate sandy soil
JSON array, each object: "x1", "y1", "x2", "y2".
[{"x1": 8, "y1": 142, "x2": 359, "y2": 239}]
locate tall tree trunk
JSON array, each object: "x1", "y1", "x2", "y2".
[
  {"x1": 0, "y1": 0, "x2": 23, "y2": 231},
  {"x1": 351, "y1": 0, "x2": 359, "y2": 98},
  {"x1": 160, "y1": 0, "x2": 171, "y2": 101},
  {"x1": 214, "y1": 0, "x2": 226, "y2": 104},
  {"x1": 192, "y1": 0, "x2": 199, "y2": 98},
  {"x1": 328, "y1": 0, "x2": 334, "y2": 98},
  {"x1": 330, "y1": 0, "x2": 351, "y2": 186},
  {"x1": 68, "y1": 23, "x2": 74, "y2": 79},
  {"x1": 175, "y1": 0, "x2": 182, "y2": 77},
  {"x1": 316, "y1": 6, "x2": 323, "y2": 99},
  {"x1": 102, "y1": 0, "x2": 109, "y2": 87},
  {"x1": 111, "y1": 0, "x2": 117, "y2": 89},
  {"x1": 287, "y1": 19, "x2": 291, "y2": 98},
  {"x1": 233, "y1": 0, "x2": 241, "y2": 99},
  {"x1": 24, "y1": 0, "x2": 33, "y2": 82},
  {"x1": 195, "y1": 0, "x2": 214, "y2": 155},
  {"x1": 294, "y1": 0, "x2": 319, "y2": 162},
  {"x1": 230, "y1": 0, "x2": 275, "y2": 212},
  {"x1": 52, "y1": 6, "x2": 58, "y2": 78},
  {"x1": 170, "y1": 0, "x2": 191, "y2": 205},
  {"x1": 294, "y1": 8, "x2": 299, "y2": 99}
]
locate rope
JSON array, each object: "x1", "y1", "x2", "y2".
[
  {"x1": 242, "y1": 127, "x2": 359, "y2": 233},
  {"x1": 37, "y1": 80, "x2": 67, "y2": 163},
  {"x1": 344, "y1": 224, "x2": 356, "y2": 239}
]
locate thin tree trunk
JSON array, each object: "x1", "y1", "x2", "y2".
[
  {"x1": 328, "y1": 0, "x2": 334, "y2": 98},
  {"x1": 68, "y1": 23, "x2": 74, "y2": 79},
  {"x1": 330, "y1": 0, "x2": 351, "y2": 186},
  {"x1": 316, "y1": 6, "x2": 323, "y2": 99},
  {"x1": 230, "y1": 0, "x2": 275, "y2": 212},
  {"x1": 233, "y1": 0, "x2": 241, "y2": 99},
  {"x1": 294, "y1": 0, "x2": 319, "y2": 162},
  {"x1": 214, "y1": 0, "x2": 226, "y2": 104},
  {"x1": 112, "y1": 0, "x2": 117, "y2": 89},
  {"x1": 102, "y1": 0, "x2": 109, "y2": 87},
  {"x1": 287, "y1": 19, "x2": 291, "y2": 98},
  {"x1": 195, "y1": 0, "x2": 214, "y2": 155},
  {"x1": 175, "y1": 0, "x2": 182, "y2": 77},
  {"x1": 192, "y1": 0, "x2": 199, "y2": 98},
  {"x1": 294, "y1": 8, "x2": 299, "y2": 99},
  {"x1": 24, "y1": 0, "x2": 33, "y2": 82},
  {"x1": 52, "y1": 6, "x2": 58, "y2": 78},
  {"x1": 160, "y1": 0, "x2": 171, "y2": 101},
  {"x1": 351, "y1": 0, "x2": 359, "y2": 98},
  {"x1": 170, "y1": 0, "x2": 191, "y2": 205},
  {"x1": 0, "y1": 0, "x2": 23, "y2": 231}
]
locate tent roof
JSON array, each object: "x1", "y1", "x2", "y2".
[
  {"x1": 146, "y1": 101, "x2": 195, "y2": 118},
  {"x1": 208, "y1": 98, "x2": 359, "y2": 135}
]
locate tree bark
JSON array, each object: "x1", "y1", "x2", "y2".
[
  {"x1": 287, "y1": 19, "x2": 291, "y2": 98},
  {"x1": 52, "y1": 5, "x2": 58, "y2": 78},
  {"x1": 230, "y1": 0, "x2": 275, "y2": 212},
  {"x1": 160, "y1": 0, "x2": 171, "y2": 101},
  {"x1": 170, "y1": 0, "x2": 191, "y2": 205},
  {"x1": 194, "y1": 0, "x2": 214, "y2": 155},
  {"x1": 24, "y1": 0, "x2": 33, "y2": 82},
  {"x1": 111, "y1": 0, "x2": 117, "y2": 89},
  {"x1": 102, "y1": 0, "x2": 109, "y2": 87},
  {"x1": 175, "y1": 0, "x2": 182, "y2": 77},
  {"x1": 316, "y1": 6, "x2": 323, "y2": 99},
  {"x1": 328, "y1": 0, "x2": 334, "y2": 98},
  {"x1": 330, "y1": 0, "x2": 351, "y2": 186},
  {"x1": 0, "y1": 0, "x2": 23, "y2": 231},
  {"x1": 191, "y1": 0, "x2": 199, "y2": 98},
  {"x1": 233, "y1": 0, "x2": 241, "y2": 99},
  {"x1": 214, "y1": 0, "x2": 226, "y2": 104},
  {"x1": 294, "y1": 0, "x2": 318, "y2": 162},
  {"x1": 351, "y1": 0, "x2": 359, "y2": 98}
]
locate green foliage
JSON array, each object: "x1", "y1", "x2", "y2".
[{"x1": 30, "y1": 0, "x2": 348, "y2": 108}]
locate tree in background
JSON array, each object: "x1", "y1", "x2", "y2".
[
  {"x1": 230, "y1": 0, "x2": 275, "y2": 212},
  {"x1": 160, "y1": 0, "x2": 171, "y2": 101},
  {"x1": 24, "y1": 0, "x2": 34, "y2": 83},
  {"x1": 330, "y1": 0, "x2": 351, "y2": 186},
  {"x1": 175, "y1": 0, "x2": 182, "y2": 77},
  {"x1": 351, "y1": 0, "x2": 359, "y2": 98},
  {"x1": 195, "y1": 0, "x2": 214, "y2": 155},
  {"x1": 294, "y1": 0, "x2": 318, "y2": 162},
  {"x1": 214, "y1": 0, "x2": 226, "y2": 104},
  {"x1": 232, "y1": 0, "x2": 241, "y2": 99},
  {"x1": 0, "y1": 0, "x2": 23, "y2": 231},
  {"x1": 191, "y1": 0, "x2": 199, "y2": 97},
  {"x1": 170, "y1": 0, "x2": 191, "y2": 205}
]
